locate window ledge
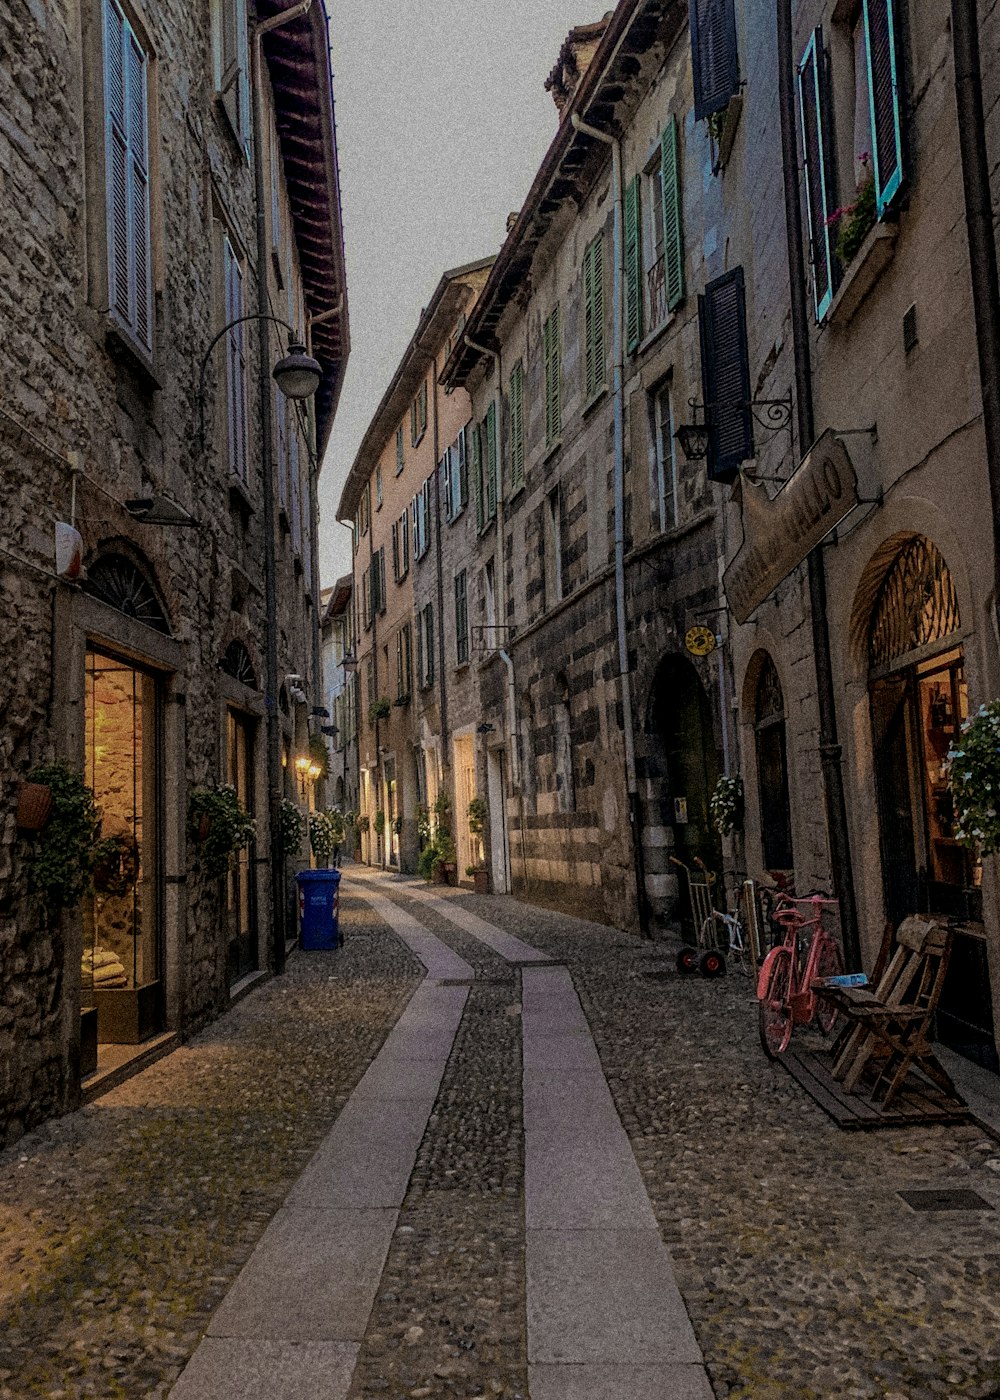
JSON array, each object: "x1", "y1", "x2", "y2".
[
  {"x1": 542, "y1": 437, "x2": 562, "y2": 466},
  {"x1": 105, "y1": 320, "x2": 160, "y2": 391},
  {"x1": 212, "y1": 93, "x2": 248, "y2": 163},
  {"x1": 634, "y1": 314, "x2": 675, "y2": 358},
  {"x1": 412, "y1": 429, "x2": 426, "y2": 449},
  {"x1": 827, "y1": 221, "x2": 898, "y2": 326},
  {"x1": 228, "y1": 475, "x2": 254, "y2": 517},
  {"x1": 582, "y1": 384, "x2": 609, "y2": 417}
]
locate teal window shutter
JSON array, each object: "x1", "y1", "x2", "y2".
[
  {"x1": 624, "y1": 176, "x2": 642, "y2": 353},
  {"x1": 863, "y1": 0, "x2": 903, "y2": 215},
  {"x1": 485, "y1": 400, "x2": 498, "y2": 521},
  {"x1": 472, "y1": 422, "x2": 484, "y2": 532},
  {"x1": 661, "y1": 115, "x2": 684, "y2": 312},
  {"x1": 583, "y1": 235, "x2": 605, "y2": 399},
  {"x1": 798, "y1": 30, "x2": 834, "y2": 320},
  {"x1": 509, "y1": 360, "x2": 525, "y2": 492}
]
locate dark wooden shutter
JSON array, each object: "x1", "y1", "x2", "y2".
[
  {"x1": 798, "y1": 30, "x2": 834, "y2": 320},
  {"x1": 863, "y1": 0, "x2": 903, "y2": 214},
  {"x1": 391, "y1": 521, "x2": 399, "y2": 581},
  {"x1": 509, "y1": 361, "x2": 525, "y2": 492},
  {"x1": 472, "y1": 422, "x2": 484, "y2": 532},
  {"x1": 624, "y1": 176, "x2": 642, "y2": 353},
  {"x1": 661, "y1": 115, "x2": 684, "y2": 311},
  {"x1": 485, "y1": 400, "x2": 498, "y2": 520},
  {"x1": 584, "y1": 235, "x2": 605, "y2": 399},
  {"x1": 699, "y1": 266, "x2": 753, "y2": 484},
  {"x1": 690, "y1": 0, "x2": 739, "y2": 121}
]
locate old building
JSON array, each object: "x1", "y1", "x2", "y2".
[
  {"x1": 336, "y1": 260, "x2": 492, "y2": 874},
  {"x1": 0, "y1": 0, "x2": 348, "y2": 1146},
  {"x1": 319, "y1": 573, "x2": 358, "y2": 815}
]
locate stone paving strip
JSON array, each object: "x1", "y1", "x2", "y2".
[
  {"x1": 170, "y1": 892, "x2": 471, "y2": 1400},
  {"x1": 521, "y1": 965, "x2": 712, "y2": 1400}
]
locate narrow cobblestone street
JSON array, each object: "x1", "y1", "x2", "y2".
[{"x1": 3, "y1": 870, "x2": 1000, "y2": 1399}]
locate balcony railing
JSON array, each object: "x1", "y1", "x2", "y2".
[{"x1": 647, "y1": 255, "x2": 668, "y2": 333}]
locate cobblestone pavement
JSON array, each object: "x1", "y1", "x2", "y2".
[
  {"x1": 0, "y1": 891, "x2": 422, "y2": 1399},
  {"x1": 5, "y1": 874, "x2": 1000, "y2": 1399}
]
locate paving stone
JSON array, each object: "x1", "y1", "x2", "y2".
[{"x1": 170, "y1": 1338, "x2": 359, "y2": 1400}]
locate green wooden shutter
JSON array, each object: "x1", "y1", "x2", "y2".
[
  {"x1": 798, "y1": 30, "x2": 834, "y2": 320},
  {"x1": 544, "y1": 305, "x2": 561, "y2": 445},
  {"x1": 624, "y1": 176, "x2": 642, "y2": 353},
  {"x1": 584, "y1": 236, "x2": 605, "y2": 400},
  {"x1": 661, "y1": 115, "x2": 684, "y2": 312},
  {"x1": 863, "y1": 0, "x2": 903, "y2": 215},
  {"x1": 472, "y1": 422, "x2": 484, "y2": 532},
  {"x1": 485, "y1": 400, "x2": 498, "y2": 520},
  {"x1": 510, "y1": 360, "x2": 525, "y2": 492}
]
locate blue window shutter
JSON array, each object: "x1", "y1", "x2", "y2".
[
  {"x1": 863, "y1": 0, "x2": 903, "y2": 215},
  {"x1": 104, "y1": 0, "x2": 152, "y2": 353},
  {"x1": 690, "y1": 0, "x2": 739, "y2": 121},
  {"x1": 660, "y1": 115, "x2": 684, "y2": 311},
  {"x1": 699, "y1": 266, "x2": 753, "y2": 484},
  {"x1": 624, "y1": 177, "x2": 642, "y2": 353},
  {"x1": 798, "y1": 30, "x2": 835, "y2": 320}
]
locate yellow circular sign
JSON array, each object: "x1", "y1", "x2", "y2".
[{"x1": 684, "y1": 625, "x2": 717, "y2": 657}]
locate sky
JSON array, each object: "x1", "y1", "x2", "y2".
[{"x1": 318, "y1": 0, "x2": 610, "y2": 588}]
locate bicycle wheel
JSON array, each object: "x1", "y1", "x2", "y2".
[
  {"x1": 813, "y1": 936, "x2": 844, "y2": 1034},
  {"x1": 758, "y1": 950, "x2": 794, "y2": 1058}
]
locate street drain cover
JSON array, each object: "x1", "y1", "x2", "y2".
[{"x1": 898, "y1": 1188, "x2": 994, "y2": 1212}]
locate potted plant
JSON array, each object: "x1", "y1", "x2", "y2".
[
  {"x1": 466, "y1": 863, "x2": 489, "y2": 895},
  {"x1": 189, "y1": 785, "x2": 256, "y2": 879},
  {"x1": 309, "y1": 808, "x2": 340, "y2": 867},
  {"x1": 710, "y1": 775, "x2": 744, "y2": 836},
  {"x1": 417, "y1": 840, "x2": 439, "y2": 881},
  {"x1": 829, "y1": 155, "x2": 876, "y2": 269},
  {"x1": 24, "y1": 761, "x2": 101, "y2": 912},
  {"x1": 432, "y1": 831, "x2": 457, "y2": 886},
  {"x1": 948, "y1": 701, "x2": 1000, "y2": 854},
  {"x1": 279, "y1": 797, "x2": 306, "y2": 858}
]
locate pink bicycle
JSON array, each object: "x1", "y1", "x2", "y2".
[{"x1": 757, "y1": 893, "x2": 843, "y2": 1057}]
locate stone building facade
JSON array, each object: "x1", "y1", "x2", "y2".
[
  {"x1": 320, "y1": 574, "x2": 358, "y2": 817},
  {"x1": 0, "y1": 0, "x2": 348, "y2": 1146}
]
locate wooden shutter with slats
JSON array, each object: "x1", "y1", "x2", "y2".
[
  {"x1": 798, "y1": 30, "x2": 835, "y2": 320},
  {"x1": 661, "y1": 115, "x2": 684, "y2": 312},
  {"x1": 863, "y1": 0, "x2": 903, "y2": 215},
  {"x1": 509, "y1": 361, "x2": 525, "y2": 493},
  {"x1": 690, "y1": 0, "x2": 739, "y2": 121},
  {"x1": 104, "y1": 0, "x2": 152, "y2": 353},
  {"x1": 472, "y1": 423, "x2": 484, "y2": 532},
  {"x1": 699, "y1": 266, "x2": 754, "y2": 484},
  {"x1": 624, "y1": 177, "x2": 642, "y2": 353},
  {"x1": 583, "y1": 235, "x2": 605, "y2": 400},
  {"x1": 223, "y1": 236, "x2": 248, "y2": 484},
  {"x1": 544, "y1": 305, "x2": 561, "y2": 445},
  {"x1": 485, "y1": 400, "x2": 498, "y2": 521}
]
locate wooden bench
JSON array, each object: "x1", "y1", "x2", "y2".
[{"x1": 816, "y1": 916, "x2": 959, "y2": 1109}]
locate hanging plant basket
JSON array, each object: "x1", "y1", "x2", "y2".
[{"x1": 17, "y1": 782, "x2": 53, "y2": 833}]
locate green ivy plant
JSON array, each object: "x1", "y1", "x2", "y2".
[
  {"x1": 190, "y1": 785, "x2": 256, "y2": 879},
  {"x1": 279, "y1": 798, "x2": 305, "y2": 857},
  {"x1": 92, "y1": 833, "x2": 140, "y2": 897},
  {"x1": 948, "y1": 702, "x2": 1000, "y2": 854},
  {"x1": 25, "y1": 762, "x2": 101, "y2": 912},
  {"x1": 417, "y1": 840, "x2": 439, "y2": 881},
  {"x1": 467, "y1": 796, "x2": 488, "y2": 835},
  {"x1": 373, "y1": 809, "x2": 386, "y2": 836},
  {"x1": 368, "y1": 698, "x2": 391, "y2": 724}
]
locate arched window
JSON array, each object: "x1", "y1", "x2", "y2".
[
  {"x1": 84, "y1": 553, "x2": 169, "y2": 634},
  {"x1": 754, "y1": 656, "x2": 793, "y2": 870},
  {"x1": 220, "y1": 640, "x2": 258, "y2": 688},
  {"x1": 868, "y1": 535, "x2": 960, "y2": 674}
]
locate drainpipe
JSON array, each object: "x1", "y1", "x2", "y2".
[
  {"x1": 571, "y1": 112, "x2": 649, "y2": 936},
  {"x1": 250, "y1": 0, "x2": 311, "y2": 974},
  {"x1": 951, "y1": 0, "x2": 1000, "y2": 648},
  {"x1": 776, "y1": 0, "x2": 861, "y2": 970}
]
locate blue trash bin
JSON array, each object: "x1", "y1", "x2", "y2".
[{"x1": 297, "y1": 868, "x2": 342, "y2": 950}]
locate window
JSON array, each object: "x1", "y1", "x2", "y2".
[
  {"x1": 583, "y1": 234, "x2": 606, "y2": 400},
  {"x1": 412, "y1": 479, "x2": 431, "y2": 560},
  {"x1": 638, "y1": 116, "x2": 684, "y2": 340},
  {"x1": 358, "y1": 484, "x2": 370, "y2": 537},
  {"x1": 509, "y1": 361, "x2": 525, "y2": 494},
  {"x1": 410, "y1": 380, "x2": 428, "y2": 446},
  {"x1": 698, "y1": 266, "x2": 753, "y2": 484},
  {"x1": 652, "y1": 382, "x2": 677, "y2": 532},
  {"x1": 392, "y1": 513, "x2": 410, "y2": 583},
  {"x1": 416, "y1": 602, "x2": 435, "y2": 687},
  {"x1": 396, "y1": 623, "x2": 412, "y2": 699},
  {"x1": 212, "y1": 0, "x2": 251, "y2": 151},
  {"x1": 455, "y1": 570, "x2": 469, "y2": 665},
  {"x1": 754, "y1": 656, "x2": 794, "y2": 870},
  {"x1": 443, "y1": 429, "x2": 468, "y2": 521},
  {"x1": 395, "y1": 423, "x2": 405, "y2": 475},
  {"x1": 543, "y1": 487, "x2": 562, "y2": 608},
  {"x1": 690, "y1": 0, "x2": 739, "y2": 121},
  {"x1": 543, "y1": 305, "x2": 562, "y2": 446},
  {"x1": 863, "y1": 0, "x2": 903, "y2": 215},
  {"x1": 375, "y1": 465, "x2": 383, "y2": 510},
  {"x1": 472, "y1": 423, "x2": 484, "y2": 532},
  {"x1": 798, "y1": 30, "x2": 835, "y2": 320},
  {"x1": 625, "y1": 176, "x2": 643, "y2": 352},
  {"x1": 104, "y1": 0, "x2": 153, "y2": 355},
  {"x1": 223, "y1": 234, "x2": 248, "y2": 483}
]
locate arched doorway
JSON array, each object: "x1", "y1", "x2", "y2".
[
  {"x1": 753, "y1": 655, "x2": 793, "y2": 873},
  {"x1": 649, "y1": 654, "x2": 721, "y2": 931},
  {"x1": 864, "y1": 534, "x2": 994, "y2": 1069}
]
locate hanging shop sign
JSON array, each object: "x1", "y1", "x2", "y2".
[
  {"x1": 684, "y1": 626, "x2": 717, "y2": 657},
  {"x1": 723, "y1": 430, "x2": 859, "y2": 624}
]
